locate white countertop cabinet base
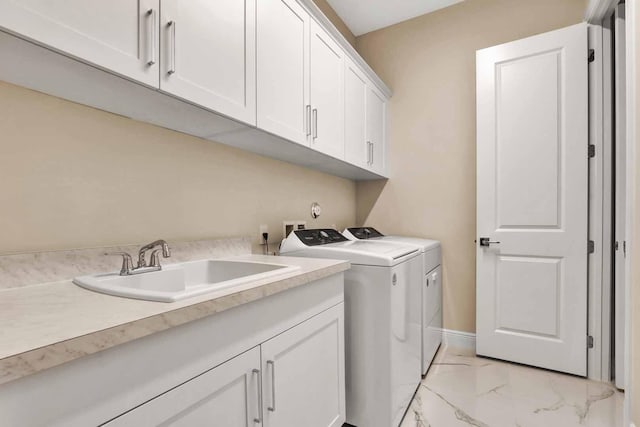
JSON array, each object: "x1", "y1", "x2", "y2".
[{"x1": 0, "y1": 274, "x2": 345, "y2": 427}]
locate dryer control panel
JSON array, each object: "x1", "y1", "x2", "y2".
[
  {"x1": 294, "y1": 229, "x2": 348, "y2": 246},
  {"x1": 347, "y1": 227, "x2": 385, "y2": 239}
]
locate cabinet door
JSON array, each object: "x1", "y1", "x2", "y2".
[
  {"x1": 257, "y1": 0, "x2": 310, "y2": 145},
  {"x1": 366, "y1": 85, "x2": 387, "y2": 174},
  {"x1": 344, "y1": 59, "x2": 368, "y2": 168},
  {"x1": 262, "y1": 304, "x2": 345, "y2": 427},
  {"x1": 309, "y1": 20, "x2": 345, "y2": 159},
  {"x1": 105, "y1": 347, "x2": 262, "y2": 427},
  {"x1": 0, "y1": 0, "x2": 159, "y2": 87},
  {"x1": 160, "y1": 0, "x2": 256, "y2": 125}
]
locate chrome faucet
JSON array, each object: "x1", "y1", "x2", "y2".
[
  {"x1": 137, "y1": 239, "x2": 171, "y2": 268},
  {"x1": 106, "y1": 239, "x2": 171, "y2": 276}
]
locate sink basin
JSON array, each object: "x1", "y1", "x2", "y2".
[{"x1": 73, "y1": 259, "x2": 300, "y2": 302}]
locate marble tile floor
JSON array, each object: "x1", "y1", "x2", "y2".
[{"x1": 401, "y1": 346, "x2": 623, "y2": 427}]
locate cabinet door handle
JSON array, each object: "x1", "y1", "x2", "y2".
[
  {"x1": 371, "y1": 141, "x2": 374, "y2": 165},
  {"x1": 252, "y1": 369, "x2": 262, "y2": 424},
  {"x1": 306, "y1": 105, "x2": 311, "y2": 137},
  {"x1": 167, "y1": 20, "x2": 176, "y2": 75},
  {"x1": 267, "y1": 360, "x2": 276, "y2": 412},
  {"x1": 312, "y1": 108, "x2": 318, "y2": 140},
  {"x1": 366, "y1": 141, "x2": 372, "y2": 165},
  {"x1": 145, "y1": 9, "x2": 157, "y2": 66}
]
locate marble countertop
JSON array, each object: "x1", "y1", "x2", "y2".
[{"x1": 0, "y1": 254, "x2": 349, "y2": 386}]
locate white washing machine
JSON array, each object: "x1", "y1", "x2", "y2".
[
  {"x1": 280, "y1": 229, "x2": 422, "y2": 427},
  {"x1": 343, "y1": 227, "x2": 442, "y2": 375}
]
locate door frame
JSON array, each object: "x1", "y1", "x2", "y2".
[
  {"x1": 587, "y1": 0, "x2": 635, "y2": 423},
  {"x1": 587, "y1": 5, "x2": 626, "y2": 383},
  {"x1": 587, "y1": 22, "x2": 610, "y2": 383},
  {"x1": 623, "y1": 0, "x2": 636, "y2": 424}
]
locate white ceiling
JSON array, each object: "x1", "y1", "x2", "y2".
[{"x1": 326, "y1": 0, "x2": 464, "y2": 36}]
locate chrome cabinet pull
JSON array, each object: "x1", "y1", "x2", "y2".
[
  {"x1": 145, "y1": 9, "x2": 157, "y2": 66},
  {"x1": 312, "y1": 108, "x2": 318, "y2": 140},
  {"x1": 267, "y1": 360, "x2": 276, "y2": 412},
  {"x1": 306, "y1": 105, "x2": 311, "y2": 137},
  {"x1": 365, "y1": 141, "x2": 369, "y2": 164},
  {"x1": 252, "y1": 369, "x2": 262, "y2": 424},
  {"x1": 371, "y1": 141, "x2": 374, "y2": 165},
  {"x1": 167, "y1": 20, "x2": 176, "y2": 75}
]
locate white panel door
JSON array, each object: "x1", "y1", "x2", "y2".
[
  {"x1": 366, "y1": 84, "x2": 387, "y2": 174},
  {"x1": 0, "y1": 0, "x2": 159, "y2": 87},
  {"x1": 261, "y1": 304, "x2": 345, "y2": 427},
  {"x1": 344, "y1": 58, "x2": 368, "y2": 168},
  {"x1": 105, "y1": 347, "x2": 262, "y2": 426},
  {"x1": 309, "y1": 20, "x2": 345, "y2": 159},
  {"x1": 257, "y1": 0, "x2": 310, "y2": 145},
  {"x1": 476, "y1": 24, "x2": 589, "y2": 376},
  {"x1": 160, "y1": 0, "x2": 256, "y2": 125}
]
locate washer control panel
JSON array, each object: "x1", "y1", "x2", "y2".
[
  {"x1": 294, "y1": 229, "x2": 348, "y2": 246},
  {"x1": 347, "y1": 227, "x2": 385, "y2": 239}
]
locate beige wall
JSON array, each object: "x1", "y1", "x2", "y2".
[
  {"x1": 0, "y1": 81, "x2": 356, "y2": 255},
  {"x1": 312, "y1": 0, "x2": 356, "y2": 47},
  {"x1": 355, "y1": 0, "x2": 586, "y2": 333}
]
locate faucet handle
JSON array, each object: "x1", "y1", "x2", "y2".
[
  {"x1": 149, "y1": 249, "x2": 168, "y2": 268},
  {"x1": 105, "y1": 252, "x2": 134, "y2": 276}
]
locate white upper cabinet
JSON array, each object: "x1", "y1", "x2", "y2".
[
  {"x1": 344, "y1": 58, "x2": 368, "y2": 168},
  {"x1": 0, "y1": 0, "x2": 390, "y2": 179},
  {"x1": 257, "y1": 0, "x2": 310, "y2": 145},
  {"x1": 309, "y1": 20, "x2": 345, "y2": 159},
  {"x1": 366, "y1": 84, "x2": 387, "y2": 174},
  {"x1": 0, "y1": 0, "x2": 160, "y2": 87},
  {"x1": 345, "y1": 58, "x2": 387, "y2": 174},
  {"x1": 160, "y1": 0, "x2": 256, "y2": 125}
]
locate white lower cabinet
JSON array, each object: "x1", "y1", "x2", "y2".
[
  {"x1": 106, "y1": 303, "x2": 345, "y2": 427},
  {"x1": 105, "y1": 347, "x2": 262, "y2": 427},
  {"x1": 262, "y1": 304, "x2": 345, "y2": 427}
]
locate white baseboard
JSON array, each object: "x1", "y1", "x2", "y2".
[{"x1": 441, "y1": 328, "x2": 476, "y2": 351}]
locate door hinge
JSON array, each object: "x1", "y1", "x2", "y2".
[
  {"x1": 588, "y1": 144, "x2": 595, "y2": 158},
  {"x1": 588, "y1": 49, "x2": 595, "y2": 63},
  {"x1": 587, "y1": 335, "x2": 594, "y2": 349},
  {"x1": 588, "y1": 240, "x2": 595, "y2": 254}
]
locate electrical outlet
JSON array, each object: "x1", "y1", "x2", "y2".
[{"x1": 259, "y1": 224, "x2": 268, "y2": 240}]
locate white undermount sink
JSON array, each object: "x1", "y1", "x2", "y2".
[{"x1": 73, "y1": 259, "x2": 300, "y2": 302}]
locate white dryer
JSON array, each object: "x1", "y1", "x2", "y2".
[
  {"x1": 343, "y1": 227, "x2": 442, "y2": 375},
  {"x1": 280, "y1": 229, "x2": 422, "y2": 427}
]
